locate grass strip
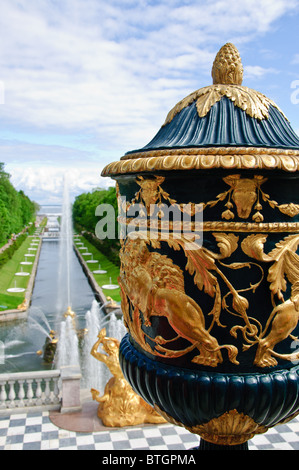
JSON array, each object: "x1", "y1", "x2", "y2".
[
  {"x1": 75, "y1": 235, "x2": 121, "y2": 303},
  {"x1": 0, "y1": 237, "x2": 41, "y2": 310}
]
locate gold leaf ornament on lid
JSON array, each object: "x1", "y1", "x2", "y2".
[{"x1": 163, "y1": 43, "x2": 286, "y2": 125}]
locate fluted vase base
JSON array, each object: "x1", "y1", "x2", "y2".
[{"x1": 195, "y1": 439, "x2": 249, "y2": 451}]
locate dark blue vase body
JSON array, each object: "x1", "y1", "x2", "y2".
[{"x1": 102, "y1": 44, "x2": 299, "y2": 448}]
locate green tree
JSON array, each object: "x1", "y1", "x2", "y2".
[
  {"x1": 73, "y1": 187, "x2": 118, "y2": 234},
  {"x1": 0, "y1": 163, "x2": 37, "y2": 245},
  {"x1": 72, "y1": 186, "x2": 120, "y2": 265}
]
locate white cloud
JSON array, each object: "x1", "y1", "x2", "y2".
[
  {"x1": 244, "y1": 65, "x2": 279, "y2": 79},
  {"x1": 8, "y1": 164, "x2": 112, "y2": 205},
  {"x1": 0, "y1": 0, "x2": 298, "y2": 142},
  {"x1": 0, "y1": 0, "x2": 299, "y2": 203}
]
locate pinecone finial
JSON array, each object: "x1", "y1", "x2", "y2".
[{"x1": 212, "y1": 43, "x2": 243, "y2": 86}]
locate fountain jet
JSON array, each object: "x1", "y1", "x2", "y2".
[{"x1": 56, "y1": 174, "x2": 73, "y2": 318}]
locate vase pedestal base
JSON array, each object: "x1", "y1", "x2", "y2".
[{"x1": 193, "y1": 439, "x2": 249, "y2": 451}]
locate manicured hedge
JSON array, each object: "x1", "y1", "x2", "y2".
[
  {"x1": 0, "y1": 224, "x2": 35, "y2": 268},
  {"x1": 75, "y1": 223, "x2": 120, "y2": 267}
]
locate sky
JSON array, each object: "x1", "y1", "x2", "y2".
[{"x1": 0, "y1": 0, "x2": 299, "y2": 205}]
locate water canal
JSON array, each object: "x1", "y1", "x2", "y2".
[
  {"x1": 0, "y1": 185, "x2": 125, "y2": 400},
  {"x1": 0, "y1": 235, "x2": 95, "y2": 374}
]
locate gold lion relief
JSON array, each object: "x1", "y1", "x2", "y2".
[
  {"x1": 118, "y1": 176, "x2": 299, "y2": 368},
  {"x1": 119, "y1": 237, "x2": 239, "y2": 368},
  {"x1": 120, "y1": 234, "x2": 299, "y2": 369}
]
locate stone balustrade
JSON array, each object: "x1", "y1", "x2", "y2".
[{"x1": 0, "y1": 366, "x2": 82, "y2": 415}]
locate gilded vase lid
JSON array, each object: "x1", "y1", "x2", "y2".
[{"x1": 102, "y1": 43, "x2": 299, "y2": 177}]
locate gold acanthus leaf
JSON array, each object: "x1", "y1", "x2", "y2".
[
  {"x1": 212, "y1": 233, "x2": 239, "y2": 259},
  {"x1": 241, "y1": 234, "x2": 271, "y2": 262},
  {"x1": 267, "y1": 235, "x2": 299, "y2": 300},
  {"x1": 242, "y1": 234, "x2": 299, "y2": 300},
  {"x1": 163, "y1": 84, "x2": 287, "y2": 125},
  {"x1": 184, "y1": 246, "x2": 217, "y2": 297},
  {"x1": 282, "y1": 249, "x2": 299, "y2": 286}
]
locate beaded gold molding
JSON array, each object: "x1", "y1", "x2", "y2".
[
  {"x1": 102, "y1": 147, "x2": 299, "y2": 176},
  {"x1": 118, "y1": 217, "x2": 299, "y2": 233}
]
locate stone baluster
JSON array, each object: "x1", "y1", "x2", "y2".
[
  {"x1": 44, "y1": 377, "x2": 51, "y2": 404},
  {"x1": 35, "y1": 378, "x2": 42, "y2": 405},
  {"x1": 53, "y1": 377, "x2": 60, "y2": 404},
  {"x1": 17, "y1": 380, "x2": 25, "y2": 408},
  {"x1": 26, "y1": 379, "x2": 34, "y2": 406},
  {"x1": 8, "y1": 381, "x2": 16, "y2": 408},
  {"x1": 0, "y1": 370, "x2": 61, "y2": 413},
  {"x1": 0, "y1": 381, "x2": 7, "y2": 409}
]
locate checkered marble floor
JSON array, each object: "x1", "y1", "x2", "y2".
[{"x1": 1, "y1": 411, "x2": 299, "y2": 450}]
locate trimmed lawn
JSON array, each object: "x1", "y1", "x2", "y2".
[
  {"x1": 75, "y1": 235, "x2": 121, "y2": 303},
  {"x1": 0, "y1": 237, "x2": 41, "y2": 310}
]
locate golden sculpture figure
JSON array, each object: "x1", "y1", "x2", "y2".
[
  {"x1": 64, "y1": 306, "x2": 76, "y2": 329},
  {"x1": 135, "y1": 176, "x2": 166, "y2": 214},
  {"x1": 90, "y1": 328, "x2": 166, "y2": 427},
  {"x1": 17, "y1": 299, "x2": 28, "y2": 311},
  {"x1": 119, "y1": 238, "x2": 239, "y2": 366}
]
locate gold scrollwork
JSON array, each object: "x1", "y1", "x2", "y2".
[
  {"x1": 119, "y1": 233, "x2": 265, "y2": 368},
  {"x1": 118, "y1": 176, "x2": 299, "y2": 368},
  {"x1": 241, "y1": 234, "x2": 299, "y2": 367}
]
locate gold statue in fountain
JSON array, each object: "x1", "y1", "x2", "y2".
[
  {"x1": 90, "y1": 328, "x2": 166, "y2": 427},
  {"x1": 37, "y1": 307, "x2": 75, "y2": 363},
  {"x1": 106, "y1": 296, "x2": 118, "y2": 309},
  {"x1": 41, "y1": 330, "x2": 58, "y2": 363},
  {"x1": 64, "y1": 305, "x2": 76, "y2": 328}
]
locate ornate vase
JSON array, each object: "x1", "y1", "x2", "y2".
[{"x1": 102, "y1": 43, "x2": 299, "y2": 450}]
